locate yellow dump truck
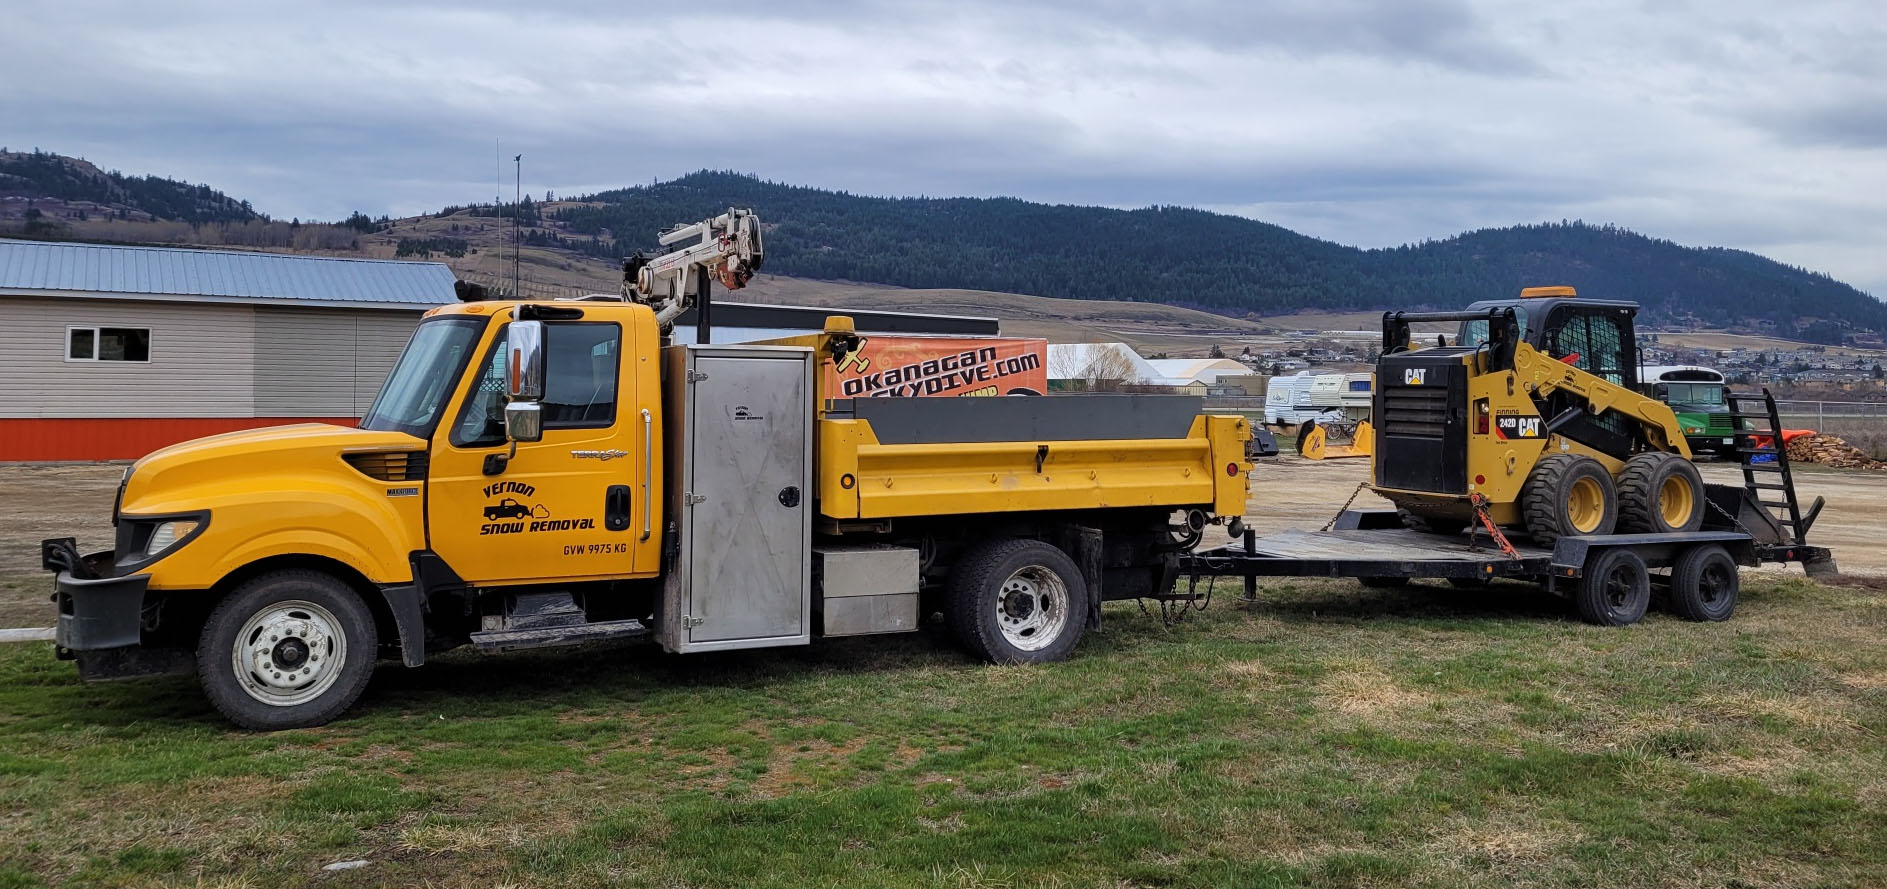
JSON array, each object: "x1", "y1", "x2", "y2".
[{"x1": 44, "y1": 299, "x2": 1250, "y2": 729}]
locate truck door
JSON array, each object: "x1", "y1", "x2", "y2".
[{"x1": 426, "y1": 318, "x2": 652, "y2": 585}]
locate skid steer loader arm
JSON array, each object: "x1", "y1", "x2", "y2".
[{"x1": 1508, "y1": 344, "x2": 1692, "y2": 459}]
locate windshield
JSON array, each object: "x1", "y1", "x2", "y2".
[
  {"x1": 360, "y1": 318, "x2": 486, "y2": 438},
  {"x1": 1457, "y1": 305, "x2": 1528, "y2": 348},
  {"x1": 1663, "y1": 382, "x2": 1726, "y2": 405}
]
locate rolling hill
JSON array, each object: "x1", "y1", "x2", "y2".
[{"x1": 544, "y1": 172, "x2": 1887, "y2": 341}]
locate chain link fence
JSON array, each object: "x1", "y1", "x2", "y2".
[{"x1": 1772, "y1": 400, "x2": 1887, "y2": 458}]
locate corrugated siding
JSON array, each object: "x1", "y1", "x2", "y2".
[
  {"x1": 253, "y1": 308, "x2": 423, "y2": 417},
  {"x1": 354, "y1": 313, "x2": 420, "y2": 413},
  {"x1": 0, "y1": 296, "x2": 256, "y2": 418}
]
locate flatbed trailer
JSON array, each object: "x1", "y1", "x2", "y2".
[{"x1": 1183, "y1": 508, "x2": 1833, "y2": 626}]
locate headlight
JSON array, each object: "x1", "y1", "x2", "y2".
[
  {"x1": 1683, "y1": 425, "x2": 1705, "y2": 435},
  {"x1": 144, "y1": 520, "x2": 199, "y2": 558}
]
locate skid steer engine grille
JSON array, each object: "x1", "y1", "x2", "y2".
[
  {"x1": 1381, "y1": 386, "x2": 1450, "y2": 438},
  {"x1": 1373, "y1": 353, "x2": 1469, "y2": 494}
]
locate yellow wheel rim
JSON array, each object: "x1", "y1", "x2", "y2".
[
  {"x1": 1568, "y1": 477, "x2": 1605, "y2": 533},
  {"x1": 1660, "y1": 474, "x2": 1695, "y2": 527}
]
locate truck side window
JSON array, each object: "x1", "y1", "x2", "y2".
[
  {"x1": 450, "y1": 322, "x2": 622, "y2": 448},
  {"x1": 541, "y1": 323, "x2": 620, "y2": 427}
]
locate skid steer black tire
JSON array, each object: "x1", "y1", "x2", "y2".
[
  {"x1": 1668, "y1": 544, "x2": 1739, "y2": 622},
  {"x1": 947, "y1": 538, "x2": 1088, "y2": 665},
  {"x1": 1523, "y1": 454, "x2": 1617, "y2": 547},
  {"x1": 1397, "y1": 507, "x2": 1468, "y2": 537},
  {"x1": 1574, "y1": 548, "x2": 1651, "y2": 626},
  {"x1": 1617, "y1": 453, "x2": 1706, "y2": 534}
]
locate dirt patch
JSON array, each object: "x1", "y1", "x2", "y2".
[
  {"x1": 1700, "y1": 691, "x2": 1861, "y2": 734},
  {"x1": 1316, "y1": 662, "x2": 1435, "y2": 723}
]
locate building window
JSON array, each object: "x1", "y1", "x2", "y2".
[{"x1": 67, "y1": 327, "x2": 151, "y2": 362}]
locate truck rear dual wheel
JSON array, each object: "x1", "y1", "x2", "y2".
[
  {"x1": 947, "y1": 538, "x2": 1088, "y2": 665},
  {"x1": 1523, "y1": 454, "x2": 1617, "y2": 547},
  {"x1": 1617, "y1": 453, "x2": 1706, "y2": 534},
  {"x1": 196, "y1": 570, "x2": 378, "y2": 730}
]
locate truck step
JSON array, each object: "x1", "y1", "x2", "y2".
[{"x1": 469, "y1": 619, "x2": 650, "y2": 653}]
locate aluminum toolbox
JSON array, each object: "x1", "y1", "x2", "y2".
[{"x1": 658, "y1": 344, "x2": 814, "y2": 653}]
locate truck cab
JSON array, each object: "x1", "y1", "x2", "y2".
[{"x1": 46, "y1": 299, "x2": 1251, "y2": 729}]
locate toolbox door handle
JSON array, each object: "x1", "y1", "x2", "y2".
[{"x1": 640, "y1": 409, "x2": 653, "y2": 541}]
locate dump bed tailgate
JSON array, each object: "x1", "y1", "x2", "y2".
[{"x1": 817, "y1": 395, "x2": 1250, "y2": 519}]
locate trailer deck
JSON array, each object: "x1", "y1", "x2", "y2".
[{"x1": 1181, "y1": 506, "x2": 1833, "y2": 625}]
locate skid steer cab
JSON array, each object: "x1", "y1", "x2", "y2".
[
  {"x1": 44, "y1": 298, "x2": 1252, "y2": 730},
  {"x1": 1372, "y1": 287, "x2": 1733, "y2": 545}
]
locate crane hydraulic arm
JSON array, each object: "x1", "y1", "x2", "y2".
[{"x1": 621, "y1": 207, "x2": 764, "y2": 331}]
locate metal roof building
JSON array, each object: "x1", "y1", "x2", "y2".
[
  {"x1": 0, "y1": 239, "x2": 455, "y2": 310},
  {"x1": 0, "y1": 239, "x2": 458, "y2": 460}
]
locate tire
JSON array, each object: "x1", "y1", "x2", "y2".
[
  {"x1": 1358, "y1": 576, "x2": 1410, "y2": 588},
  {"x1": 197, "y1": 570, "x2": 378, "y2": 730},
  {"x1": 1296, "y1": 422, "x2": 1316, "y2": 454},
  {"x1": 1574, "y1": 548, "x2": 1650, "y2": 626},
  {"x1": 1397, "y1": 507, "x2": 1468, "y2": 536},
  {"x1": 946, "y1": 538, "x2": 1088, "y2": 665},
  {"x1": 1523, "y1": 454, "x2": 1617, "y2": 547},
  {"x1": 1617, "y1": 453, "x2": 1706, "y2": 533},
  {"x1": 1668, "y1": 544, "x2": 1739, "y2": 622}
]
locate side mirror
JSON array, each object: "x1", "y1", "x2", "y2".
[
  {"x1": 507, "y1": 319, "x2": 545, "y2": 400},
  {"x1": 504, "y1": 402, "x2": 543, "y2": 443}
]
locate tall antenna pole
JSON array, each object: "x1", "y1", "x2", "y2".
[
  {"x1": 513, "y1": 153, "x2": 522, "y2": 298},
  {"x1": 495, "y1": 140, "x2": 502, "y2": 290}
]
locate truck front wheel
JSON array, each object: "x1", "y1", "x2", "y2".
[
  {"x1": 196, "y1": 570, "x2": 378, "y2": 730},
  {"x1": 947, "y1": 538, "x2": 1088, "y2": 665}
]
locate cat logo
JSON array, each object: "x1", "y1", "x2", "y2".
[
  {"x1": 1403, "y1": 368, "x2": 1427, "y2": 386},
  {"x1": 1495, "y1": 415, "x2": 1544, "y2": 439}
]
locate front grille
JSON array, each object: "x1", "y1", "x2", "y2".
[
  {"x1": 343, "y1": 450, "x2": 430, "y2": 482},
  {"x1": 1705, "y1": 414, "x2": 1734, "y2": 435},
  {"x1": 1381, "y1": 386, "x2": 1450, "y2": 439}
]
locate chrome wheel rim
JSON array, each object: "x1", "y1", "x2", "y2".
[
  {"x1": 231, "y1": 600, "x2": 346, "y2": 707},
  {"x1": 995, "y1": 566, "x2": 1069, "y2": 651}
]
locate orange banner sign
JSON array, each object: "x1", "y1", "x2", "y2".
[{"x1": 828, "y1": 335, "x2": 1047, "y2": 397}]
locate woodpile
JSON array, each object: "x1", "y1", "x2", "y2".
[{"x1": 1784, "y1": 432, "x2": 1886, "y2": 469}]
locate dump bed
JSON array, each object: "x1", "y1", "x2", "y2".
[{"x1": 817, "y1": 395, "x2": 1250, "y2": 520}]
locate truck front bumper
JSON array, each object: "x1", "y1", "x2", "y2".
[{"x1": 52, "y1": 568, "x2": 150, "y2": 652}]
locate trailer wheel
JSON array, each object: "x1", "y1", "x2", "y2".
[
  {"x1": 947, "y1": 538, "x2": 1087, "y2": 665},
  {"x1": 1523, "y1": 454, "x2": 1617, "y2": 546},
  {"x1": 196, "y1": 570, "x2": 378, "y2": 730},
  {"x1": 1617, "y1": 453, "x2": 1705, "y2": 533},
  {"x1": 1573, "y1": 548, "x2": 1650, "y2": 626},
  {"x1": 1668, "y1": 544, "x2": 1739, "y2": 622}
]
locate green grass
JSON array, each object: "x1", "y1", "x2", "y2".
[{"x1": 1, "y1": 575, "x2": 1883, "y2": 888}]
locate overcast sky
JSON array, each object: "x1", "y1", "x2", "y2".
[{"x1": 5, "y1": 0, "x2": 1884, "y2": 295}]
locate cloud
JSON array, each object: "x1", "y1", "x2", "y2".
[{"x1": 1, "y1": 0, "x2": 1883, "y2": 296}]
